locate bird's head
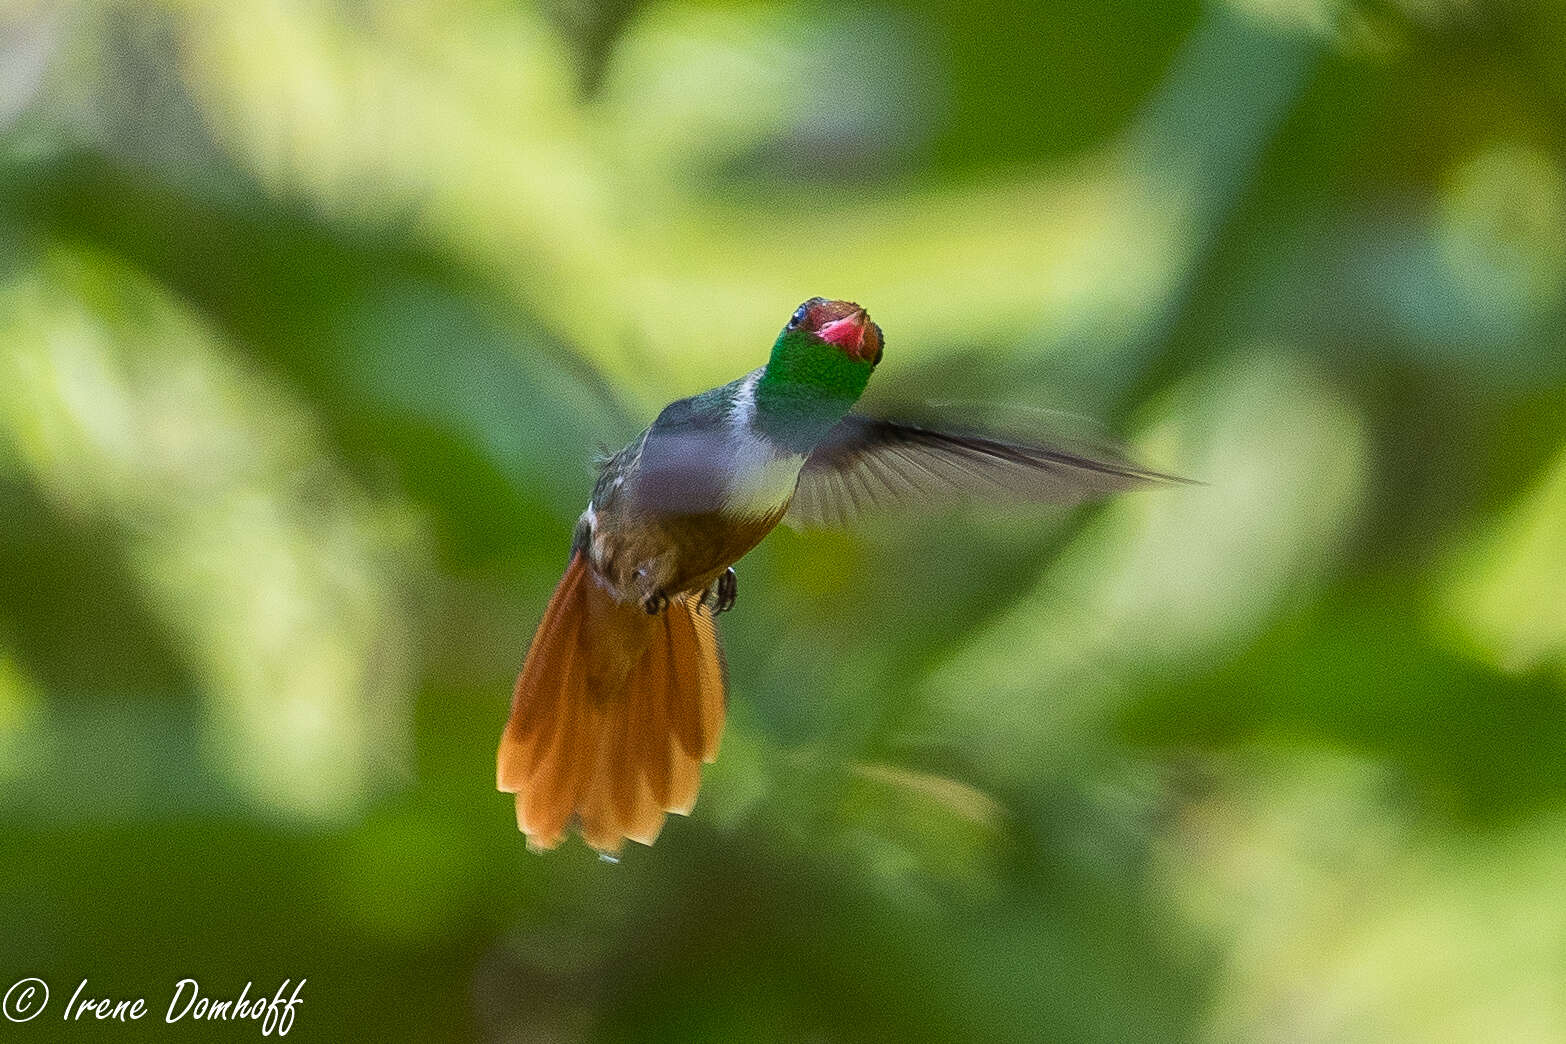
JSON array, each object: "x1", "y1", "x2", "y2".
[{"x1": 784, "y1": 298, "x2": 883, "y2": 367}]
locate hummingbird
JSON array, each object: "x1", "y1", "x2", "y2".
[{"x1": 497, "y1": 298, "x2": 1177, "y2": 853}]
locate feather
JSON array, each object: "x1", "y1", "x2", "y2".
[
  {"x1": 689, "y1": 605, "x2": 726, "y2": 762},
  {"x1": 496, "y1": 557, "x2": 728, "y2": 853},
  {"x1": 623, "y1": 775, "x2": 666, "y2": 847},
  {"x1": 782, "y1": 413, "x2": 1192, "y2": 528},
  {"x1": 639, "y1": 634, "x2": 673, "y2": 809},
  {"x1": 663, "y1": 605, "x2": 708, "y2": 760},
  {"x1": 665, "y1": 735, "x2": 702, "y2": 816}
]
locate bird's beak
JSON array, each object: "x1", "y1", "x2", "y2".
[{"x1": 817, "y1": 308, "x2": 871, "y2": 358}]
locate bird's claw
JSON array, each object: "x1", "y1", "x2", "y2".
[
  {"x1": 642, "y1": 590, "x2": 668, "y2": 615},
  {"x1": 706, "y1": 568, "x2": 737, "y2": 615}
]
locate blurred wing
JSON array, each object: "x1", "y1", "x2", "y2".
[{"x1": 783, "y1": 414, "x2": 1187, "y2": 528}]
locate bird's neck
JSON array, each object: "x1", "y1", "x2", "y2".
[{"x1": 751, "y1": 332, "x2": 872, "y2": 453}]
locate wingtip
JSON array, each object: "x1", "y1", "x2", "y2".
[{"x1": 1139, "y1": 467, "x2": 1205, "y2": 488}]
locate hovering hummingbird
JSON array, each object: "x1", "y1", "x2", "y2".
[{"x1": 498, "y1": 298, "x2": 1178, "y2": 853}]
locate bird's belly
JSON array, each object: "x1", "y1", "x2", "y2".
[
  {"x1": 591, "y1": 506, "x2": 785, "y2": 604},
  {"x1": 660, "y1": 507, "x2": 786, "y2": 594}
]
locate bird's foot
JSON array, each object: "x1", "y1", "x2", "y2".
[
  {"x1": 705, "y1": 568, "x2": 737, "y2": 615},
  {"x1": 641, "y1": 590, "x2": 668, "y2": 615}
]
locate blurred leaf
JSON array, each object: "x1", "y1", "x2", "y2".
[
  {"x1": 149, "y1": 0, "x2": 1314, "y2": 406},
  {"x1": 1441, "y1": 439, "x2": 1566, "y2": 679},
  {"x1": 0, "y1": 245, "x2": 425, "y2": 821},
  {"x1": 1156, "y1": 750, "x2": 1566, "y2": 1042},
  {"x1": 0, "y1": 648, "x2": 41, "y2": 784},
  {"x1": 924, "y1": 351, "x2": 1369, "y2": 780}
]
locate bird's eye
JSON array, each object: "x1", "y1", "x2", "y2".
[{"x1": 789, "y1": 303, "x2": 810, "y2": 328}]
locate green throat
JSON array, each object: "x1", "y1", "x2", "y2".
[{"x1": 752, "y1": 329, "x2": 874, "y2": 452}]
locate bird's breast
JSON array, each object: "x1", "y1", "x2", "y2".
[{"x1": 719, "y1": 434, "x2": 806, "y2": 519}]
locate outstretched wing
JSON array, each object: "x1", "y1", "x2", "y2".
[{"x1": 783, "y1": 414, "x2": 1188, "y2": 528}]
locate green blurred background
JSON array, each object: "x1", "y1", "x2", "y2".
[{"x1": 3, "y1": 0, "x2": 1565, "y2": 1040}]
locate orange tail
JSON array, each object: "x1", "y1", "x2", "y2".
[{"x1": 497, "y1": 554, "x2": 727, "y2": 853}]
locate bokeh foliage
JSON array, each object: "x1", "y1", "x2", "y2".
[{"x1": 2, "y1": 0, "x2": 1565, "y2": 1040}]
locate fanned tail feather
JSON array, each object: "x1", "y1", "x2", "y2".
[{"x1": 497, "y1": 554, "x2": 727, "y2": 853}]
